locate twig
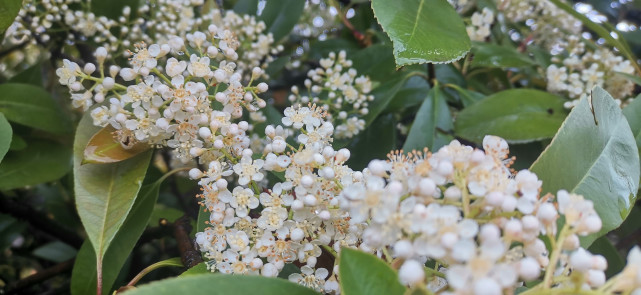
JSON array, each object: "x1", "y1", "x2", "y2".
[
  {"x1": 173, "y1": 216, "x2": 203, "y2": 269},
  {"x1": 4, "y1": 259, "x2": 74, "y2": 295},
  {"x1": 0, "y1": 196, "x2": 83, "y2": 249}
]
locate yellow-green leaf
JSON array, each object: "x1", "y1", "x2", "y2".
[{"x1": 84, "y1": 125, "x2": 150, "y2": 164}]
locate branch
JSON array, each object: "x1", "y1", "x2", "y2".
[
  {"x1": 4, "y1": 259, "x2": 74, "y2": 295},
  {"x1": 0, "y1": 196, "x2": 83, "y2": 249},
  {"x1": 173, "y1": 216, "x2": 203, "y2": 269}
]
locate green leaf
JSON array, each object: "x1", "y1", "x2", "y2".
[
  {"x1": 83, "y1": 125, "x2": 151, "y2": 164},
  {"x1": 530, "y1": 87, "x2": 640, "y2": 246},
  {"x1": 0, "y1": 83, "x2": 71, "y2": 134},
  {"x1": 347, "y1": 114, "x2": 397, "y2": 171},
  {"x1": 8, "y1": 62, "x2": 43, "y2": 86},
  {"x1": 0, "y1": 138, "x2": 72, "y2": 190},
  {"x1": 350, "y1": 44, "x2": 396, "y2": 81},
  {"x1": 385, "y1": 76, "x2": 430, "y2": 113},
  {"x1": 9, "y1": 133, "x2": 26, "y2": 151},
  {"x1": 71, "y1": 173, "x2": 166, "y2": 295},
  {"x1": 623, "y1": 94, "x2": 641, "y2": 149},
  {"x1": 73, "y1": 112, "x2": 152, "y2": 272},
  {"x1": 339, "y1": 248, "x2": 406, "y2": 295},
  {"x1": 32, "y1": 241, "x2": 77, "y2": 263},
  {"x1": 371, "y1": 0, "x2": 471, "y2": 67},
  {"x1": 403, "y1": 85, "x2": 453, "y2": 152},
  {"x1": 122, "y1": 274, "x2": 320, "y2": 295},
  {"x1": 179, "y1": 262, "x2": 210, "y2": 277},
  {"x1": 363, "y1": 74, "x2": 408, "y2": 126},
  {"x1": 454, "y1": 89, "x2": 567, "y2": 143},
  {"x1": 470, "y1": 43, "x2": 535, "y2": 68},
  {"x1": 0, "y1": 0, "x2": 21, "y2": 34},
  {"x1": 258, "y1": 0, "x2": 306, "y2": 42},
  {"x1": 0, "y1": 113, "x2": 11, "y2": 163}
]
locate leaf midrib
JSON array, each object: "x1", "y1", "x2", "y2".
[
  {"x1": 407, "y1": 0, "x2": 425, "y2": 43},
  {"x1": 97, "y1": 165, "x2": 118, "y2": 258}
]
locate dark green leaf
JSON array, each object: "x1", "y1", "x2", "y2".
[
  {"x1": 403, "y1": 85, "x2": 453, "y2": 152},
  {"x1": 32, "y1": 241, "x2": 77, "y2": 263},
  {"x1": 471, "y1": 43, "x2": 535, "y2": 68},
  {"x1": 9, "y1": 133, "x2": 26, "y2": 151},
  {"x1": 363, "y1": 74, "x2": 407, "y2": 126},
  {"x1": 530, "y1": 87, "x2": 640, "y2": 246},
  {"x1": 385, "y1": 76, "x2": 430, "y2": 113},
  {"x1": 0, "y1": 83, "x2": 71, "y2": 134},
  {"x1": 371, "y1": 0, "x2": 471, "y2": 66},
  {"x1": 455, "y1": 89, "x2": 567, "y2": 143},
  {"x1": 258, "y1": 0, "x2": 306, "y2": 42},
  {"x1": 347, "y1": 114, "x2": 397, "y2": 171},
  {"x1": 0, "y1": 0, "x2": 21, "y2": 34},
  {"x1": 122, "y1": 274, "x2": 320, "y2": 295},
  {"x1": 339, "y1": 248, "x2": 406, "y2": 295},
  {"x1": 91, "y1": 0, "x2": 139, "y2": 19},
  {"x1": 73, "y1": 112, "x2": 152, "y2": 271},
  {"x1": 0, "y1": 113, "x2": 11, "y2": 163},
  {"x1": 0, "y1": 138, "x2": 72, "y2": 190},
  {"x1": 350, "y1": 44, "x2": 396, "y2": 81}
]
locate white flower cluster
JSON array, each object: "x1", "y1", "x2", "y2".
[
  {"x1": 547, "y1": 47, "x2": 635, "y2": 108},
  {"x1": 5, "y1": 0, "x2": 281, "y2": 78},
  {"x1": 467, "y1": 8, "x2": 494, "y2": 41},
  {"x1": 193, "y1": 105, "x2": 360, "y2": 293},
  {"x1": 338, "y1": 135, "x2": 609, "y2": 293},
  {"x1": 288, "y1": 51, "x2": 373, "y2": 139},
  {"x1": 501, "y1": 0, "x2": 582, "y2": 51},
  {"x1": 55, "y1": 29, "x2": 270, "y2": 162}
]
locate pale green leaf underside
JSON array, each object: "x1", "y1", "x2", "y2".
[
  {"x1": 530, "y1": 87, "x2": 640, "y2": 246},
  {"x1": 73, "y1": 112, "x2": 151, "y2": 259},
  {"x1": 371, "y1": 0, "x2": 471, "y2": 67}
]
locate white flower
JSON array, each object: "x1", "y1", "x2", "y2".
[
  {"x1": 166, "y1": 57, "x2": 187, "y2": 77},
  {"x1": 230, "y1": 186, "x2": 259, "y2": 217},
  {"x1": 188, "y1": 54, "x2": 212, "y2": 77},
  {"x1": 233, "y1": 156, "x2": 265, "y2": 186},
  {"x1": 56, "y1": 59, "x2": 80, "y2": 85}
]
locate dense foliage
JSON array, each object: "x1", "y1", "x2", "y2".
[{"x1": 2, "y1": 0, "x2": 641, "y2": 294}]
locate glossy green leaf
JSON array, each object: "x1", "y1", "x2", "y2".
[
  {"x1": 0, "y1": 83, "x2": 71, "y2": 134},
  {"x1": 385, "y1": 76, "x2": 430, "y2": 113},
  {"x1": 0, "y1": 0, "x2": 21, "y2": 34},
  {"x1": 455, "y1": 89, "x2": 567, "y2": 143},
  {"x1": 71, "y1": 173, "x2": 166, "y2": 295},
  {"x1": 371, "y1": 0, "x2": 471, "y2": 67},
  {"x1": 0, "y1": 138, "x2": 72, "y2": 190},
  {"x1": 623, "y1": 94, "x2": 641, "y2": 149},
  {"x1": 91, "y1": 0, "x2": 139, "y2": 19},
  {"x1": 122, "y1": 274, "x2": 320, "y2": 295},
  {"x1": 347, "y1": 114, "x2": 397, "y2": 171},
  {"x1": 0, "y1": 113, "x2": 11, "y2": 163},
  {"x1": 530, "y1": 87, "x2": 640, "y2": 246},
  {"x1": 339, "y1": 248, "x2": 406, "y2": 295},
  {"x1": 73, "y1": 113, "x2": 152, "y2": 272},
  {"x1": 403, "y1": 85, "x2": 453, "y2": 152},
  {"x1": 471, "y1": 43, "x2": 535, "y2": 68},
  {"x1": 258, "y1": 0, "x2": 306, "y2": 42},
  {"x1": 83, "y1": 125, "x2": 151, "y2": 164}
]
